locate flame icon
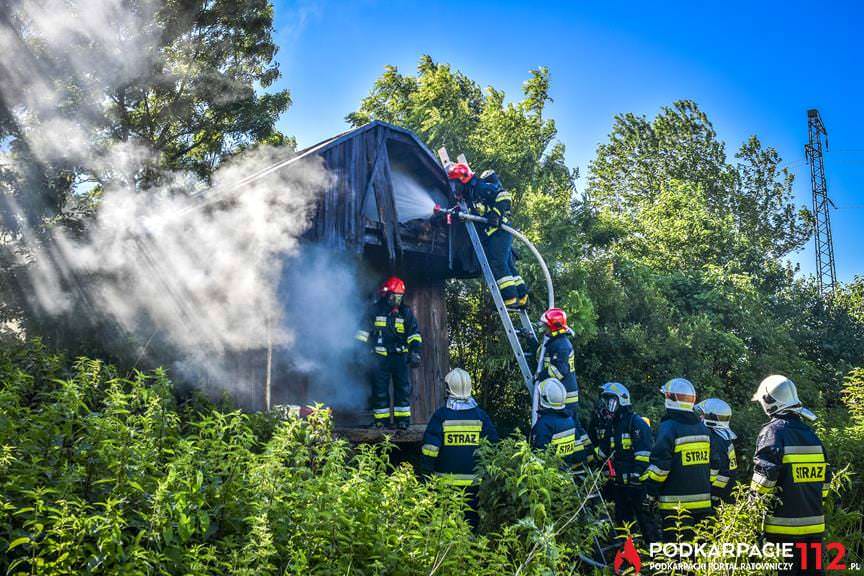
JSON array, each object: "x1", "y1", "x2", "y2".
[{"x1": 613, "y1": 535, "x2": 641, "y2": 574}]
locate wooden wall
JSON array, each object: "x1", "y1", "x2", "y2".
[
  {"x1": 226, "y1": 122, "x2": 461, "y2": 426},
  {"x1": 403, "y1": 276, "x2": 448, "y2": 424}
]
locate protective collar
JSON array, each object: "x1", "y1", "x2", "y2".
[{"x1": 446, "y1": 397, "x2": 478, "y2": 411}]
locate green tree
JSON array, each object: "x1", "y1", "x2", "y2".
[{"x1": 0, "y1": 0, "x2": 293, "y2": 337}]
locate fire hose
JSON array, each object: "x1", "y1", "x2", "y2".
[{"x1": 435, "y1": 205, "x2": 555, "y2": 310}]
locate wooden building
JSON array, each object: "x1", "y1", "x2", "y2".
[{"x1": 239, "y1": 121, "x2": 477, "y2": 437}]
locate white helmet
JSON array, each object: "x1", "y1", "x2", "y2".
[
  {"x1": 660, "y1": 378, "x2": 696, "y2": 412},
  {"x1": 445, "y1": 368, "x2": 472, "y2": 400},
  {"x1": 752, "y1": 375, "x2": 816, "y2": 421},
  {"x1": 539, "y1": 378, "x2": 567, "y2": 410},
  {"x1": 695, "y1": 398, "x2": 732, "y2": 428},
  {"x1": 600, "y1": 382, "x2": 631, "y2": 407}
]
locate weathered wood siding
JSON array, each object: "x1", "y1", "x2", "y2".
[
  {"x1": 231, "y1": 122, "x2": 467, "y2": 426},
  {"x1": 404, "y1": 276, "x2": 448, "y2": 423}
]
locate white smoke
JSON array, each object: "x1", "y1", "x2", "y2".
[{"x1": 0, "y1": 0, "x2": 369, "y2": 406}]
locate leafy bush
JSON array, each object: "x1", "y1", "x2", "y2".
[{"x1": 0, "y1": 341, "x2": 609, "y2": 575}]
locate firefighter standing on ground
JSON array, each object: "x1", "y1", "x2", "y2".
[
  {"x1": 421, "y1": 368, "x2": 498, "y2": 528},
  {"x1": 531, "y1": 378, "x2": 590, "y2": 470},
  {"x1": 447, "y1": 163, "x2": 528, "y2": 308},
  {"x1": 695, "y1": 398, "x2": 739, "y2": 505},
  {"x1": 751, "y1": 374, "x2": 832, "y2": 576},
  {"x1": 355, "y1": 276, "x2": 423, "y2": 429},
  {"x1": 599, "y1": 382, "x2": 660, "y2": 543},
  {"x1": 640, "y1": 378, "x2": 713, "y2": 540},
  {"x1": 587, "y1": 382, "x2": 615, "y2": 464}
]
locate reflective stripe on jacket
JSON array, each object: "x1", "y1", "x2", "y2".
[
  {"x1": 467, "y1": 172, "x2": 511, "y2": 235},
  {"x1": 708, "y1": 428, "x2": 738, "y2": 502},
  {"x1": 641, "y1": 410, "x2": 712, "y2": 512},
  {"x1": 531, "y1": 409, "x2": 590, "y2": 469},
  {"x1": 420, "y1": 404, "x2": 498, "y2": 485},
  {"x1": 751, "y1": 413, "x2": 831, "y2": 537},
  {"x1": 610, "y1": 409, "x2": 653, "y2": 485},
  {"x1": 587, "y1": 409, "x2": 614, "y2": 461},
  {"x1": 355, "y1": 299, "x2": 422, "y2": 356},
  {"x1": 537, "y1": 334, "x2": 579, "y2": 406}
]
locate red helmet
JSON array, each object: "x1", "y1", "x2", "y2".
[
  {"x1": 540, "y1": 308, "x2": 568, "y2": 332},
  {"x1": 379, "y1": 276, "x2": 406, "y2": 296},
  {"x1": 446, "y1": 162, "x2": 474, "y2": 184}
]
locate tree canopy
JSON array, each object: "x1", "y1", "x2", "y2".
[{"x1": 349, "y1": 57, "x2": 864, "y2": 452}]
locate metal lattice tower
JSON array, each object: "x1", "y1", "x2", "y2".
[{"x1": 804, "y1": 109, "x2": 837, "y2": 297}]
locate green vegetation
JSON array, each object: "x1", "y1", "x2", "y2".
[
  {"x1": 351, "y1": 56, "x2": 864, "y2": 562},
  {"x1": 0, "y1": 342, "x2": 608, "y2": 574},
  {"x1": 0, "y1": 5, "x2": 862, "y2": 566}
]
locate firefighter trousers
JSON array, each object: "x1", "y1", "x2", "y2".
[
  {"x1": 370, "y1": 353, "x2": 412, "y2": 424},
  {"x1": 613, "y1": 484, "x2": 661, "y2": 544},
  {"x1": 481, "y1": 229, "x2": 526, "y2": 306}
]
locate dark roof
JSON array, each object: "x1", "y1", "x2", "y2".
[{"x1": 291, "y1": 120, "x2": 444, "y2": 173}]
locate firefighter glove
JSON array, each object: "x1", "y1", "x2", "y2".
[{"x1": 409, "y1": 352, "x2": 422, "y2": 368}]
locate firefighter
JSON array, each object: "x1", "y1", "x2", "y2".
[
  {"x1": 535, "y1": 308, "x2": 581, "y2": 414},
  {"x1": 640, "y1": 378, "x2": 713, "y2": 541},
  {"x1": 600, "y1": 382, "x2": 660, "y2": 543},
  {"x1": 587, "y1": 383, "x2": 617, "y2": 501},
  {"x1": 588, "y1": 382, "x2": 615, "y2": 463},
  {"x1": 695, "y1": 398, "x2": 738, "y2": 505},
  {"x1": 354, "y1": 276, "x2": 422, "y2": 429},
  {"x1": 421, "y1": 368, "x2": 498, "y2": 528},
  {"x1": 751, "y1": 375, "x2": 831, "y2": 576},
  {"x1": 531, "y1": 378, "x2": 589, "y2": 471},
  {"x1": 447, "y1": 163, "x2": 528, "y2": 308}
]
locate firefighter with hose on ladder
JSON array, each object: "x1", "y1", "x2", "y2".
[{"x1": 446, "y1": 162, "x2": 528, "y2": 308}]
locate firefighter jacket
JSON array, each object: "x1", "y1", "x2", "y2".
[
  {"x1": 640, "y1": 410, "x2": 712, "y2": 513},
  {"x1": 466, "y1": 171, "x2": 512, "y2": 235},
  {"x1": 587, "y1": 409, "x2": 614, "y2": 461},
  {"x1": 354, "y1": 299, "x2": 422, "y2": 356},
  {"x1": 421, "y1": 399, "x2": 498, "y2": 486},
  {"x1": 750, "y1": 413, "x2": 831, "y2": 538},
  {"x1": 536, "y1": 332, "x2": 579, "y2": 407},
  {"x1": 708, "y1": 427, "x2": 738, "y2": 502},
  {"x1": 610, "y1": 408, "x2": 653, "y2": 486},
  {"x1": 531, "y1": 409, "x2": 590, "y2": 468}
]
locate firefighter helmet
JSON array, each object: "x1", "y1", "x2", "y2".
[
  {"x1": 660, "y1": 378, "x2": 697, "y2": 412},
  {"x1": 540, "y1": 308, "x2": 568, "y2": 333},
  {"x1": 447, "y1": 162, "x2": 474, "y2": 184},
  {"x1": 445, "y1": 368, "x2": 472, "y2": 400},
  {"x1": 379, "y1": 276, "x2": 406, "y2": 296},
  {"x1": 601, "y1": 381, "x2": 631, "y2": 408},
  {"x1": 538, "y1": 378, "x2": 567, "y2": 410},
  {"x1": 695, "y1": 398, "x2": 732, "y2": 428},
  {"x1": 752, "y1": 374, "x2": 816, "y2": 420}
]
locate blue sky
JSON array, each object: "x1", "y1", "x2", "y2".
[{"x1": 271, "y1": 1, "x2": 862, "y2": 282}]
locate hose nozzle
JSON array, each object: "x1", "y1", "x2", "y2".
[{"x1": 434, "y1": 203, "x2": 458, "y2": 224}]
